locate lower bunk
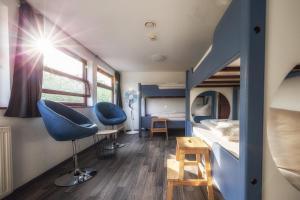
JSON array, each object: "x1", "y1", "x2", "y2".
[
  {"x1": 141, "y1": 114, "x2": 186, "y2": 130},
  {"x1": 192, "y1": 122, "x2": 241, "y2": 200}
]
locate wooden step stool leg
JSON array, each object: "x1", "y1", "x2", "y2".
[
  {"x1": 204, "y1": 151, "x2": 214, "y2": 200},
  {"x1": 167, "y1": 181, "x2": 174, "y2": 200},
  {"x1": 176, "y1": 144, "x2": 179, "y2": 161},
  {"x1": 196, "y1": 154, "x2": 202, "y2": 178},
  {"x1": 179, "y1": 152, "x2": 185, "y2": 179}
]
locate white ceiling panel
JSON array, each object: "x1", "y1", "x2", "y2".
[{"x1": 28, "y1": 0, "x2": 230, "y2": 71}]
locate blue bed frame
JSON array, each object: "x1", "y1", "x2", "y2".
[
  {"x1": 138, "y1": 84, "x2": 186, "y2": 135},
  {"x1": 185, "y1": 0, "x2": 266, "y2": 199}
]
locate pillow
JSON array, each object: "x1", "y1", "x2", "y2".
[
  {"x1": 227, "y1": 127, "x2": 240, "y2": 142},
  {"x1": 201, "y1": 119, "x2": 216, "y2": 130},
  {"x1": 201, "y1": 119, "x2": 240, "y2": 140}
]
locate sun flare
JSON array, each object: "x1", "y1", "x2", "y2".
[{"x1": 35, "y1": 38, "x2": 54, "y2": 54}]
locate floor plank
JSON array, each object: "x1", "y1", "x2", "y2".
[{"x1": 4, "y1": 132, "x2": 223, "y2": 200}]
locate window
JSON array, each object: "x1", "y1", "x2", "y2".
[
  {"x1": 42, "y1": 47, "x2": 89, "y2": 106},
  {"x1": 97, "y1": 67, "x2": 114, "y2": 103}
]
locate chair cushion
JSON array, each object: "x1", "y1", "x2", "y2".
[
  {"x1": 38, "y1": 100, "x2": 98, "y2": 141},
  {"x1": 94, "y1": 102, "x2": 127, "y2": 126}
]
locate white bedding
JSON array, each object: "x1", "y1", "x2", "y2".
[
  {"x1": 151, "y1": 112, "x2": 185, "y2": 121},
  {"x1": 192, "y1": 120, "x2": 240, "y2": 158},
  {"x1": 201, "y1": 119, "x2": 240, "y2": 141}
]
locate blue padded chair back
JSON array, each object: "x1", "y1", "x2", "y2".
[
  {"x1": 94, "y1": 102, "x2": 127, "y2": 126},
  {"x1": 38, "y1": 100, "x2": 98, "y2": 141}
]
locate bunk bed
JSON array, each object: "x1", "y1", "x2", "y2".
[
  {"x1": 138, "y1": 84, "x2": 186, "y2": 134},
  {"x1": 185, "y1": 0, "x2": 266, "y2": 200}
]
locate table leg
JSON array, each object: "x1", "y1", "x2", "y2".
[
  {"x1": 179, "y1": 152, "x2": 185, "y2": 179},
  {"x1": 204, "y1": 151, "x2": 214, "y2": 200}
]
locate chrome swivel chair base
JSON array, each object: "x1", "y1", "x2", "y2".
[
  {"x1": 55, "y1": 140, "x2": 97, "y2": 187},
  {"x1": 55, "y1": 168, "x2": 97, "y2": 187}
]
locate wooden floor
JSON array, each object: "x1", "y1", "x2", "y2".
[{"x1": 5, "y1": 132, "x2": 223, "y2": 200}]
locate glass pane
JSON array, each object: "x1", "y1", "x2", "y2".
[
  {"x1": 44, "y1": 47, "x2": 83, "y2": 78},
  {"x1": 97, "y1": 71, "x2": 112, "y2": 87},
  {"x1": 42, "y1": 71, "x2": 85, "y2": 94},
  {"x1": 42, "y1": 93, "x2": 84, "y2": 103},
  {"x1": 97, "y1": 87, "x2": 112, "y2": 103}
]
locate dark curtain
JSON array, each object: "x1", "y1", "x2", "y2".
[
  {"x1": 115, "y1": 71, "x2": 123, "y2": 108},
  {"x1": 5, "y1": 1, "x2": 43, "y2": 117}
]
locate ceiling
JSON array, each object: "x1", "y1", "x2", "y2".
[{"x1": 28, "y1": 0, "x2": 230, "y2": 72}]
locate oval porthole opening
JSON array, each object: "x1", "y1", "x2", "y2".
[
  {"x1": 267, "y1": 65, "x2": 300, "y2": 191},
  {"x1": 191, "y1": 90, "x2": 231, "y2": 123}
]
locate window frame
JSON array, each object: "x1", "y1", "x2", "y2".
[
  {"x1": 96, "y1": 67, "x2": 114, "y2": 103},
  {"x1": 42, "y1": 48, "x2": 89, "y2": 107}
]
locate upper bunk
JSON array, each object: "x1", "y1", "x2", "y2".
[
  {"x1": 139, "y1": 83, "x2": 185, "y2": 98},
  {"x1": 187, "y1": 0, "x2": 241, "y2": 90}
]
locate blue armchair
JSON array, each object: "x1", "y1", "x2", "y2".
[
  {"x1": 38, "y1": 100, "x2": 98, "y2": 186},
  {"x1": 94, "y1": 102, "x2": 127, "y2": 149},
  {"x1": 94, "y1": 102, "x2": 127, "y2": 125}
]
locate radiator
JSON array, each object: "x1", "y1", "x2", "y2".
[{"x1": 0, "y1": 127, "x2": 12, "y2": 199}]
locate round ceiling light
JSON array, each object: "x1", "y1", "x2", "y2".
[{"x1": 145, "y1": 21, "x2": 156, "y2": 28}]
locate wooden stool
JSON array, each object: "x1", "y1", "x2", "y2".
[
  {"x1": 167, "y1": 137, "x2": 214, "y2": 200},
  {"x1": 150, "y1": 117, "x2": 168, "y2": 140}
]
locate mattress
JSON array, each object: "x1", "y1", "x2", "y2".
[{"x1": 192, "y1": 123, "x2": 239, "y2": 158}]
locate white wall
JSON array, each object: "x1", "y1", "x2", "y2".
[
  {"x1": 190, "y1": 87, "x2": 233, "y2": 122},
  {"x1": 146, "y1": 98, "x2": 185, "y2": 115},
  {"x1": 121, "y1": 71, "x2": 185, "y2": 129},
  {"x1": 271, "y1": 76, "x2": 300, "y2": 112},
  {"x1": 263, "y1": 0, "x2": 300, "y2": 199},
  {"x1": 0, "y1": 0, "x2": 114, "y2": 192},
  {"x1": 0, "y1": 1, "x2": 10, "y2": 107}
]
